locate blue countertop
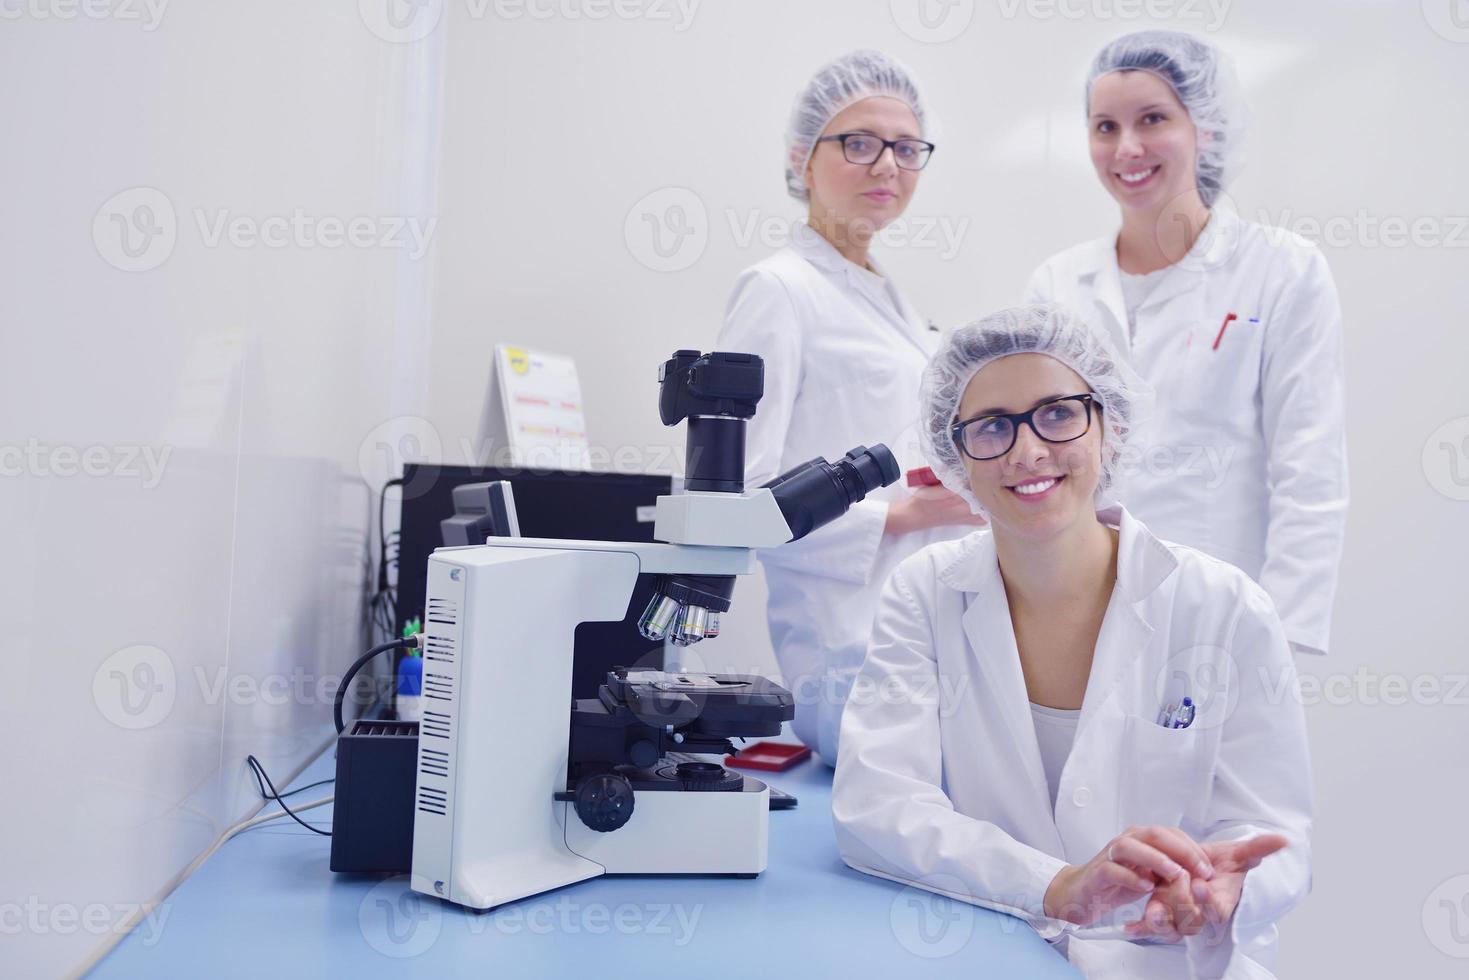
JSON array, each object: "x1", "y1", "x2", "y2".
[{"x1": 95, "y1": 745, "x2": 1076, "y2": 978}]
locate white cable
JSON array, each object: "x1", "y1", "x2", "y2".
[{"x1": 214, "y1": 794, "x2": 336, "y2": 847}]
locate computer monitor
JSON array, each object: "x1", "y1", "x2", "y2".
[{"x1": 394, "y1": 463, "x2": 672, "y2": 698}]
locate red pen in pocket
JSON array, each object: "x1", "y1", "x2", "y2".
[{"x1": 1212, "y1": 312, "x2": 1237, "y2": 351}]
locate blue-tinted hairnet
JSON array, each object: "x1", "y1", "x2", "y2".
[
  {"x1": 785, "y1": 50, "x2": 932, "y2": 202},
  {"x1": 1087, "y1": 30, "x2": 1245, "y2": 207},
  {"x1": 920, "y1": 304, "x2": 1152, "y2": 518}
]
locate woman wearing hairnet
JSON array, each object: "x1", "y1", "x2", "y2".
[
  {"x1": 1025, "y1": 31, "x2": 1348, "y2": 657},
  {"x1": 833, "y1": 305, "x2": 1312, "y2": 979},
  {"x1": 716, "y1": 50, "x2": 982, "y2": 764}
]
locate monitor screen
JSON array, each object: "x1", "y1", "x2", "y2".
[{"x1": 394, "y1": 463, "x2": 673, "y2": 698}]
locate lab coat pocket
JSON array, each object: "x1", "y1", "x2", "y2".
[
  {"x1": 1119, "y1": 713, "x2": 1201, "y2": 829},
  {"x1": 1176, "y1": 315, "x2": 1263, "y2": 431}
]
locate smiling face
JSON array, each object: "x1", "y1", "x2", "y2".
[
  {"x1": 1087, "y1": 69, "x2": 1200, "y2": 213},
  {"x1": 956, "y1": 353, "x2": 1105, "y2": 540},
  {"x1": 805, "y1": 96, "x2": 922, "y2": 236}
]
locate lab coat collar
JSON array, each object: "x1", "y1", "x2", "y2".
[
  {"x1": 1074, "y1": 207, "x2": 1241, "y2": 280},
  {"x1": 789, "y1": 220, "x2": 850, "y2": 274},
  {"x1": 942, "y1": 504, "x2": 1178, "y2": 832},
  {"x1": 1184, "y1": 206, "x2": 1243, "y2": 273},
  {"x1": 1073, "y1": 236, "x2": 1130, "y2": 355},
  {"x1": 789, "y1": 221, "x2": 932, "y2": 355},
  {"x1": 1075, "y1": 208, "x2": 1243, "y2": 349},
  {"x1": 936, "y1": 504, "x2": 1178, "y2": 601}
]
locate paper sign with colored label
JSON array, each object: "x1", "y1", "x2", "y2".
[{"x1": 475, "y1": 344, "x2": 591, "y2": 470}]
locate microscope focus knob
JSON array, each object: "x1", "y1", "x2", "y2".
[{"x1": 574, "y1": 773, "x2": 635, "y2": 833}]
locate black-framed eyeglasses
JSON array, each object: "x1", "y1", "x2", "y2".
[
  {"x1": 950, "y1": 393, "x2": 1097, "y2": 462},
  {"x1": 815, "y1": 133, "x2": 936, "y2": 171}
]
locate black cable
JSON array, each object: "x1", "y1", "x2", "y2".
[
  {"x1": 368, "y1": 587, "x2": 399, "y2": 644},
  {"x1": 375, "y1": 477, "x2": 406, "y2": 640},
  {"x1": 246, "y1": 756, "x2": 331, "y2": 808},
  {"x1": 248, "y1": 766, "x2": 333, "y2": 801},
  {"x1": 355, "y1": 475, "x2": 377, "y2": 655},
  {"x1": 244, "y1": 755, "x2": 331, "y2": 835},
  {"x1": 334, "y1": 636, "x2": 418, "y2": 734},
  {"x1": 279, "y1": 777, "x2": 334, "y2": 799},
  {"x1": 378, "y1": 477, "x2": 405, "y2": 593}
]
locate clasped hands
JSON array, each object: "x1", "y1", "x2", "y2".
[{"x1": 1043, "y1": 825, "x2": 1288, "y2": 943}]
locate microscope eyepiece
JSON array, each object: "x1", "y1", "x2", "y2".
[
  {"x1": 838, "y1": 444, "x2": 902, "y2": 495},
  {"x1": 640, "y1": 445, "x2": 899, "y2": 645},
  {"x1": 761, "y1": 444, "x2": 901, "y2": 542},
  {"x1": 646, "y1": 351, "x2": 900, "y2": 648}
]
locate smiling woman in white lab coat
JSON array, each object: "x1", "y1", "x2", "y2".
[
  {"x1": 832, "y1": 305, "x2": 1312, "y2": 980},
  {"x1": 717, "y1": 50, "x2": 982, "y2": 763},
  {"x1": 1024, "y1": 31, "x2": 1348, "y2": 657}
]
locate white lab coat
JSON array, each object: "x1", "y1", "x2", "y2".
[
  {"x1": 717, "y1": 222, "x2": 964, "y2": 763},
  {"x1": 833, "y1": 504, "x2": 1313, "y2": 980},
  {"x1": 1025, "y1": 209, "x2": 1349, "y2": 655}
]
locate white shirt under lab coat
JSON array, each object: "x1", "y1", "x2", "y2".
[
  {"x1": 717, "y1": 222, "x2": 964, "y2": 763},
  {"x1": 1025, "y1": 209, "x2": 1349, "y2": 655},
  {"x1": 833, "y1": 504, "x2": 1313, "y2": 980}
]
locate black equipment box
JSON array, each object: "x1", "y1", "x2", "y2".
[{"x1": 329, "y1": 719, "x2": 419, "y2": 873}]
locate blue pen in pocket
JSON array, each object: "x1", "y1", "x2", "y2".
[
  {"x1": 1171, "y1": 697, "x2": 1195, "y2": 729},
  {"x1": 1156, "y1": 681, "x2": 1194, "y2": 727}
]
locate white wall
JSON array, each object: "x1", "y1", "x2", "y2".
[
  {"x1": 423, "y1": 2, "x2": 1469, "y2": 978},
  {"x1": 0, "y1": 4, "x2": 439, "y2": 976},
  {"x1": 5, "y1": 3, "x2": 1464, "y2": 977}
]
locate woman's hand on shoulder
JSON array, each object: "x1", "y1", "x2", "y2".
[{"x1": 884, "y1": 488, "x2": 987, "y2": 537}]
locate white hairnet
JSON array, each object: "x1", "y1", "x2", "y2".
[
  {"x1": 1086, "y1": 30, "x2": 1245, "y2": 208},
  {"x1": 919, "y1": 304, "x2": 1152, "y2": 517},
  {"x1": 785, "y1": 50, "x2": 932, "y2": 202}
]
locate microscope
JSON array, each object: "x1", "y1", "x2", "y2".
[{"x1": 409, "y1": 350, "x2": 898, "y2": 911}]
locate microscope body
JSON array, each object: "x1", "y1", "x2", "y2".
[
  {"x1": 408, "y1": 351, "x2": 899, "y2": 911},
  {"x1": 409, "y1": 524, "x2": 772, "y2": 911}
]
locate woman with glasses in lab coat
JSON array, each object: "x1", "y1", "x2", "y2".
[
  {"x1": 717, "y1": 50, "x2": 982, "y2": 764},
  {"x1": 1025, "y1": 31, "x2": 1348, "y2": 657},
  {"x1": 833, "y1": 305, "x2": 1312, "y2": 979}
]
